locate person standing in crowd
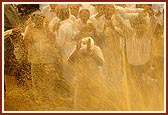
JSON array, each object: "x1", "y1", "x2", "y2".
[
  {"x1": 41, "y1": 4, "x2": 58, "y2": 30},
  {"x1": 68, "y1": 37, "x2": 105, "y2": 110},
  {"x1": 114, "y1": 4, "x2": 144, "y2": 20},
  {"x1": 73, "y1": 9, "x2": 97, "y2": 42},
  {"x1": 144, "y1": 7, "x2": 164, "y2": 110},
  {"x1": 100, "y1": 5, "x2": 123, "y2": 81},
  {"x1": 126, "y1": 6, "x2": 157, "y2": 85},
  {"x1": 54, "y1": 7, "x2": 76, "y2": 100},
  {"x1": 125, "y1": 5, "x2": 158, "y2": 109},
  {"x1": 55, "y1": 6, "x2": 75, "y2": 60},
  {"x1": 23, "y1": 11, "x2": 63, "y2": 101},
  {"x1": 68, "y1": 4, "x2": 81, "y2": 22}
]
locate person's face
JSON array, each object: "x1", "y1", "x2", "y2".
[
  {"x1": 147, "y1": 8, "x2": 154, "y2": 16},
  {"x1": 69, "y1": 4, "x2": 80, "y2": 17},
  {"x1": 104, "y1": 7, "x2": 115, "y2": 20},
  {"x1": 79, "y1": 9, "x2": 90, "y2": 22},
  {"x1": 50, "y1": 4, "x2": 57, "y2": 10}
]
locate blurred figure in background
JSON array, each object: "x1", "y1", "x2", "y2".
[
  {"x1": 55, "y1": 7, "x2": 76, "y2": 100},
  {"x1": 73, "y1": 9, "x2": 98, "y2": 43},
  {"x1": 23, "y1": 11, "x2": 64, "y2": 101},
  {"x1": 68, "y1": 4, "x2": 81, "y2": 22}
]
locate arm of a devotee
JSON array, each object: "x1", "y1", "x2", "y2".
[
  {"x1": 144, "y1": 15, "x2": 158, "y2": 40},
  {"x1": 67, "y1": 40, "x2": 81, "y2": 65},
  {"x1": 122, "y1": 13, "x2": 139, "y2": 19},
  {"x1": 125, "y1": 7, "x2": 144, "y2": 13},
  {"x1": 67, "y1": 48, "x2": 79, "y2": 65}
]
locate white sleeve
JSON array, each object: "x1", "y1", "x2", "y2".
[
  {"x1": 122, "y1": 13, "x2": 139, "y2": 19},
  {"x1": 55, "y1": 28, "x2": 65, "y2": 48}
]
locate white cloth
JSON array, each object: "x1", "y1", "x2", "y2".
[
  {"x1": 114, "y1": 5, "x2": 144, "y2": 14},
  {"x1": 55, "y1": 19, "x2": 76, "y2": 60},
  {"x1": 69, "y1": 14, "x2": 78, "y2": 23},
  {"x1": 156, "y1": 12, "x2": 164, "y2": 26},
  {"x1": 152, "y1": 4, "x2": 164, "y2": 13},
  {"x1": 89, "y1": 14, "x2": 105, "y2": 33},
  {"x1": 48, "y1": 16, "x2": 60, "y2": 33},
  {"x1": 126, "y1": 15, "x2": 157, "y2": 65},
  {"x1": 69, "y1": 45, "x2": 105, "y2": 110},
  {"x1": 126, "y1": 32, "x2": 152, "y2": 65},
  {"x1": 41, "y1": 5, "x2": 56, "y2": 23}
]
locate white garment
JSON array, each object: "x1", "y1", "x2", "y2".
[
  {"x1": 48, "y1": 16, "x2": 60, "y2": 33},
  {"x1": 152, "y1": 4, "x2": 164, "y2": 13},
  {"x1": 126, "y1": 32, "x2": 152, "y2": 65},
  {"x1": 156, "y1": 12, "x2": 164, "y2": 26},
  {"x1": 41, "y1": 5, "x2": 56, "y2": 23},
  {"x1": 55, "y1": 19, "x2": 76, "y2": 60},
  {"x1": 126, "y1": 15, "x2": 157, "y2": 65},
  {"x1": 68, "y1": 45, "x2": 105, "y2": 110},
  {"x1": 73, "y1": 18, "x2": 88, "y2": 32},
  {"x1": 114, "y1": 5, "x2": 144, "y2": 14},
  {"x1": 69, "y1": 14, "x2": 77, "y2": 23},
  {"x1": 41, "y1": 5, "x2": 50, "y2": 17},
  {"x1": 89, "y1": 14, "x2": 105, "y2": 33},
  {"x1": 120, "y1": 12, "x2": 139, "y2": 19},
  {"x1": 39, "y1": 4, "x2": 49, "y2": 11}
]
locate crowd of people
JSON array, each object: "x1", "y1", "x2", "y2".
[{"x1": 4, "y1": 3, "x2": 164, "y2": 110}]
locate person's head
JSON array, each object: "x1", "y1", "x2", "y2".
[
  {"x1": 50, "y1": 4, "x2": 57, "y2": 10},
  {"x1": 69, "y1": 4, "x2": 81, "y2": 17},
  {"x1": 130, "y1": 14, "x2": 148, "y2": 37},
  {"x1": 79, "y1": 9, "x2": 90, "y2": 23},
  {"x1": 94, "y1": 4, "x2": 105, "y2": 15},
  {"x1": 104, "y1": 4, "x2": 115, "y2": 20},
  {"x1": 56, "y1": 7, "x2": 70, "y2": 21},
  {"x1": 144, "y1": 5, "x2": 154, "y2": 16}
]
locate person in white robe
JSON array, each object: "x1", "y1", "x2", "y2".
[{"x1": 68, "y1": 37, "x2": 106, "y2": 110}]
